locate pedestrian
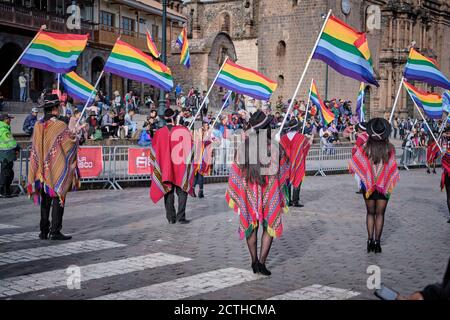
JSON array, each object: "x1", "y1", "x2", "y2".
[
  {"x1": 226, "y1": 111, "x2": 289, "y2": 276},
  {"x1": 440, "y1": 128, "x2": 450, "y2": 223},
  {"x1": 352, "y1": 122, "x2": 368, "y2": 194},
  {"x1": 18, "y1": 72, "x2": 27, "y2": 102},
  {"x1": 149, "y1": 108, "x2": 194, "y2": 224},
  {"x1": 280, "y1": 118, "x2": 311, "y2": 208},
  {"x1": 23, "y1": 107, "x2": 39, "y2": 135},
  {"x1": 0, "y1": 113, "x2": 20, "y2": 198},
  {"x1": 426, "y1": 136, "x2": 439, "y2": 174},
  {"x1": 193, "y1": 121, "x2": 214, "y2": 198},
  {"x1": 349, "y1": 118, "x2": 400, "y2": 253},
  {"x1": 27, "y1": 94, "x2": 79, "y2": 240}
]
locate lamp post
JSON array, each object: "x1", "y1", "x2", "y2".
[{"x1": 158, "y1": 0, "x2": 168, "y2": 126}]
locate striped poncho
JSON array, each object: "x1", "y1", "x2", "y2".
[
  {"x1": 27, "y1": 117, "x2": 79, "y2": 206},
  {"x1": 226, "y1": 142, "x2": 290, "y2": 240},
  {"x1": 441, "y1": 148, "x2": 450, "y2": 190},
  {"x1": 280, "y1": 132, "x2": 310, "y2": 188},
  {"x1": 349, "y1": 146, "x2": 399, "y2": 198}
]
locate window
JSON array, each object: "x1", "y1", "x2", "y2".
[
  {"x1": 220, "y1": 12, "x2": 231, "y2": 33},
  {"x1": 100, "y1": 11, "x2": 114, "y2": 30},
  {"x1": 277, "y1": 41, "x2": 286, "y2": 57},
  {"x1": 278, "y1": 75, "x2": 285, "y2": 88},
  {"x1": 152, "y1": 25, "x2": 159, "y2": 40},
  {"x1": 122, "y1": 17, "x2": 134, "y2": 35}
]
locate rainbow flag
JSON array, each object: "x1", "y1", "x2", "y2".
[
  {"x1": 312, "y1": 15, "x2": 378, "y2": 86},
  {"x1": 403, "y1": 81, "x2": 443, "y2": 119},
  {"x1": 356, "y1": 82, "x2": 366, "y2": 122},
  {"x1": 146, "y1": 31, "x2": 161, "y2": 59},
  {"x1": 176, "y1": 27, "x2": 190, "y2": 68},
  {"x1": 61, "y1": 71, "x2": 96, "y2": 103},
  {"x1": 309, "y1": 80, "x2": 334, "y2": 125},
  {"x1": 215, "y1": 60, "x2": 277, "y2": 101},
  {"x1": 104, "y1": 39, "x2": 173, "y2": 91},
  {"x1": 443, "y1": 90, "x2": 450, "y2": 113},
  {"x1": 404, "y1": 49, "x2": 450, "y2": 90},
  {"x1": 20, "y1": 31, "x2": 88, "y2": 73}
]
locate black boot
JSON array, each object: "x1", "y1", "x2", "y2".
[
  {"x1": 50, "y1": 232, "x2": 72, "y2": 240},
  {"x1": 427, "y1": 168, "x2": 431, "y2": 174},
  {"x1": 192, "y1": 189, "x2": 197, "y2": 198},
  {"x1": 251, "y1": 261, "x2": 259, "y2": 274},
  {"x1": 373, "y1": 240, "x2": 382, "y2": 253},
  {"x1": 258, "y1": 262, "x2": 271, "y2": 276},
  {"x1": 39, "y1": 232, "x2": 48, "y2": 240},
  {"x1": 198, "y1": 190, "x2": 204, "y2": 198},
  {"x1": 433, "y1": 169, "x2": 437, "y2": 174},
  {"x1": 367, "y1": 239, "x2": 374, "y2": 253}
]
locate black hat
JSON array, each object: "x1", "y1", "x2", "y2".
[
  {"x1": 38, "y1": 94, "x2": 60, "y2": 109},
  {"x1": 164, "y1": 108, "x2": 176, "y2": 119},
  {"x1": 248, "y1": 110, "x2": 272, "y2": 131},
  {"x1": 367, "y1": 118, "x2": 391, "y2": 140},
  {"x1": 0, "y1": 113, "x2": 14, "y2": 121},
  {"x1": 356, "y1": 121, "x2": 367, "y2": 132},
  {"x1": 282, "y1": 118, "x2": 299, "y2": 133}
]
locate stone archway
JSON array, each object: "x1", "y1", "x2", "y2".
[
  {"x1": 0, "y1": 42, "x2": 23, "y2": 100},
  {"x1": 207, "y1": 32, "x2": 237, "y2": 110},
  {"x1": 91, "y1": 56, "x2": 105, "y2": 92}
]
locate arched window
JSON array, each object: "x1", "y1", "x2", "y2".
[
  {"x1": 278, "y1": 75, "x2": 285, "y2": 88},
  {"x1": 220, "y1": 12, "x2": 231, "y2": 34},
  {"x1": 277, "y1": 41, "x2": 286, "y2": 57}
]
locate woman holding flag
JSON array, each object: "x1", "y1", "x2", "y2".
[{"x1": 349, "y1": 118, "x2": 400, "y2": 253}]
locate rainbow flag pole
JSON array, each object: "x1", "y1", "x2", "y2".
[
  {"x1": 301, "y1": 79, "x2": 314, "y2": 134},
  {"x1": 0, "y1": 25, "x2": 46, "y2": 87},
  {"x1": 277, "y1": 9, "x2": 332, "y2": 139},
  {"x1": 188, "y1": 56, "x2": 229, "y2": 130},
  {"x1": 404, "y1": 82, "x2": 442, "y2": 153},
  {"x1": 76, "y1": 69, "x2": 105, "y2": 126}
]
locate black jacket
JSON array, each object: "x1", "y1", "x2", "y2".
[{"x1": 421, "y1": 258, "x2": 450, "y2": 300}]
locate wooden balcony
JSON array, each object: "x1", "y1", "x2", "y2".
[
  {"x1": 0, "y1": 3, "x2": 93, "y2": 37},
  {"x1": 94, "y1": 24, "x2": 169, "y2": 55}
]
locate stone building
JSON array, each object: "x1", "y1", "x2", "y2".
[
  {"x1": 0, "y1": 0, "x2": 186, "y2": 103},
  {"x1": 174, "y1": 0, "x2": 450, "y2": 119}
]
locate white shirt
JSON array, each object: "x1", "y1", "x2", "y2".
[{"x1": 19, "y1": 76, "x2": 27, "y2": 88}]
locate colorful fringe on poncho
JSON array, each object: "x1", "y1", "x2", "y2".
[
  {"x1": 225, "y1": 155, "x2": 290, "y2": 240},
  {"x1": 27, "y1": 117, "x2": 79, "y2": 206},
  {"x1": 426, "y1": 141, "x2": 440, "y2": 165},
  {"x1": 349, "y1": 146, "x2": 399, "y2": 198},
  {"x1": 441, "y1": 148, "x2": 450, "y2": 190}
]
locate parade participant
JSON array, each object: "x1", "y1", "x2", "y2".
[
  {"x1": 226, "y1": 111, "x2": 289, "y2": 276},
  {"x1": 0, "y1": 113, "x2": 20, "y2": 198},
  {"x1": 426, "y1": 136, "x2": 440, "y2": 174},
  {"x1": 279, "y1": 118, "x2": 311, "y2": 207},
  {"x1": 150, "y1": 108, "x2": 194, "y2": 224},
  {"x1": 27, "y1": 94, "x2": 79, "y2": 240},
  {"x1": 193, "y1": 121, "x2": 214, "y2": 198},
  {"x1": 349, "y1": 118, "x2": 400, "y2": 253},
  {"x1": 440, "y1": 128, "x2": 450, "y2": 223}
]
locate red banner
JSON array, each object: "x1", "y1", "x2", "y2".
[
  {"x1": 128, "y1": 148, "x2": 152, "y2": 175},
  {"x1": 77, "y1": 147, "x2": 103, "y2": 178}
]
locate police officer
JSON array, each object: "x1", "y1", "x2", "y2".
[{"x1": 0, "y1": 113, "x2": 20, "y2": 198}]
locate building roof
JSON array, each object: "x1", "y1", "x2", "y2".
[{"x1": 114, "y1": 0, "x2": 187, "y2": 22}]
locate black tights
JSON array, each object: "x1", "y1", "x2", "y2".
[
  {"x1": 246, "y1": 226, "x2": 273, "y2": 265},
  {"x1": 364, "y1": 199, "x2": 388, "y2": 241}
]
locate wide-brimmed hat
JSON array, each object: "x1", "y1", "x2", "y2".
[
  {"x1": 164, "y1": 108, "x2": 176, "y2": 119},
  {"x1": 356, "y1": 121, "x2": 367, "y2": 132},
  {"x1": 367, "y1": 118, "x2": 391, "y2": 140},
  {"x1": 247, "y1": 110, "x2": 272, "y2": 131},
  {"x1": 282, "y1": 118, "x2": 300, "y2": 133},
  {"x1": 0, "y1": 113, "x2": 14, "y2": 121},
  {"x1": 38, "y1": 94, "x2": 60, "y2": 109}
]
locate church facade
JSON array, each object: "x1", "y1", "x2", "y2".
[{"x1": 174, "y1": 0, "x2": 450, "y2": 119}]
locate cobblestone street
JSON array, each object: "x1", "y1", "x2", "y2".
[{"x1": 0, "y1": 170, "x2": 449, "y2": 300}]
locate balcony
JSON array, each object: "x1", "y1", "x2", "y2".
[
  {"x1": 0, "y1": 3, "x2": 93, "y2": 37},
  {"x1": 93, "y1": 24, "x2": 169, "y2": 55}
]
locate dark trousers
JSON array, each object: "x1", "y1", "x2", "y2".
[
  {"x1": 288, "y1": 182, "x2": 301, "y2": 204},
  {"x1": 194, "y1": 173, "x2": 204, "y2": 190},
  {"x1": 40, "y1": 190, "x2": 65, "y2": 234},
  {"x1": 0, "y1": 160, "x2": 14, "y2": 195},
  {"x1": 164, "y1": 186, "x2": 188, "y2": 222}
]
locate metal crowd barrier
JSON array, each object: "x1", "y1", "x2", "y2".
[{"x1": 5, "y1": 144, "x2": 437, "y2": 194}]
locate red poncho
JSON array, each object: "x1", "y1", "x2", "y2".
[
  {"x1": 349, "y1": 146, "x2": 400, "y2": 198},
  {"x1": 441, "y1": 148, "x2": 450, "y2": 190},
  {"x1": 352, "y1": 132, "x2": 369, "y2": 155},
  {"x1": 149, "y1": 125, "x2": 195, "y2": 203},
  {"x1": 426, "y1": 141, "x2": 440, "y2": 165},
  {"x1": 280, "y1": 132, "x2": 310, "y2": 188}
]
